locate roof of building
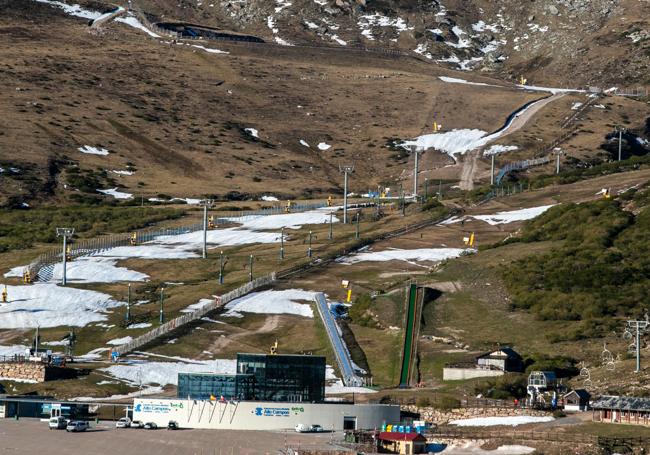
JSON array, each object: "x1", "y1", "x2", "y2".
[
  {"x1": 591, "y1": 396, "x2": 650, "y2": 412},
  {"x1": 564, "y1": 389, "x2": 591, "y2": 400},
  {"x1": 378, "y1": 432, "x2": 427, "y2": 442},
  {"x1": 529, "y1": 370, "x2": 557, "y2": 380},
  {"x1": 477, "y1": 347, "x2": 522, "y2": 360}
]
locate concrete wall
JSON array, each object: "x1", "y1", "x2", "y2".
[
  {"x1": 443, "y1": 367, "x2": 503, "y2": 381},
  {"x1": 133, "y1": 398, "x2": 400, "y2": 431}
]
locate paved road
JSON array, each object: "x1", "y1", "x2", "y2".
[{"x1": 0, "y1": 418, "x2": 343, "y2": 455}]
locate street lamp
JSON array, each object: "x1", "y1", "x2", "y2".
[
  {"x1": 200, "y1": 199, "x2": 214, "y2": 259},
  {"x1": 56, "y1": 227, "x2": 75, "y2": 286},
  {"x1": 616, "y1": 126, "x2": 626, "y2": 162},
  {"x1": 340, "y1": 164, "x2": 354, "y2": 224}
]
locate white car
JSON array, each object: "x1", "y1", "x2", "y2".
[
  {"x1": 116, "y1": 417, "x2": 131, "y2": 428},
  {"x1": 295, "y1": 424, "x2": 322, "y2": 433},
  {"x1": 66, "y1": 421, "x2": 89, "y2": 432},
  {"x1": 48, "y1": 417, "x2": 68, "y2": 430}
]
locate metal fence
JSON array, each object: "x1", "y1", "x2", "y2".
[
  {"x1": 495, "y1": 156, "x2": 550, "y2": 185},
  {"x1": 114, "y1": 273, "x2": 276, "y2": 356},
  {"x1": 314, "y1": 293, "x2": 363, "y2": 387},
  {"x1": 23, "y1": 202, "x2": 331, "y2": 282}
]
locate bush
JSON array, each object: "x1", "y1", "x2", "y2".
[{"x1": 416, "y1": 397, "x2": 431, "y2": 408}]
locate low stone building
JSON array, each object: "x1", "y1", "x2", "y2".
[{"x1": 592, "y1": 396, "x2": 650, "y2": 426}]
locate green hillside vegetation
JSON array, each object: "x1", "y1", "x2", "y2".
[
  {"x1": 500, "y1": 185, "x2": 650, "y2": 336},
  {"x1": 0, "y1": 206, "x2": 185, "y2": 252}
]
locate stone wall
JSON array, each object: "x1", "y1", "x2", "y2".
[
  {"x1": 403, "y1": 405, "x2": 551, "y2": 424},
  {"x1": 0, "y1": 362, "x2": 46, "y2": 382}
]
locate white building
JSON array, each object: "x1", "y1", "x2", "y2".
[{"x1": 133, "y1": 398, "x2": 400, "y2": 431}]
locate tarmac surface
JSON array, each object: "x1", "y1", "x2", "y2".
[{"x1": 0, "y1": 418, "x2": 347, "y2": 455}]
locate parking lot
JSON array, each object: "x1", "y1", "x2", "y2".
[{"x1": 0, "y1": 418, "x2": 345, "y2": 454}]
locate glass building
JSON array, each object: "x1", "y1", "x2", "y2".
[{"x1": 177, "y1": 353, "x2": 326, "y2": 403}]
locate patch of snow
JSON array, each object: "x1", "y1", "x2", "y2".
[
  {"x1": 340, "y1": 247, "x2": 466, "y2": 265},
  {"x1": 0, "y1": 345, "x2": 30, "y2": 357},
  {"x1": 446, "y1": 26, "x2": 471, "y2": 49},
  {"x1": 112, "y1": 170, "x2": 134, "y2": 176},
  {"x1": 439, "y1": 76, "x2": 497, "y2": 87},
  {"x1": 33, "y1": 0, "x2": 102, "y2": 20},
  {"x1": 471, "y1": 205, "x2": 555, "y2": 225},
  {"x1": 223, "y1": 289, "x2": 317, "y2": 318},
  {"x1": 261, "y1": 195, "x2": 279, "y2": 202},
  {"x1": 225, "y1": 207, "x2": 339, "y2": 230},
  {"x1": 244, "y1": 128, "x2": 259, "y2": 138},
  {"x1": 78, "y1": 145, "x2": 109, "y2": 156},
  {"x1": 483, "y1": 145, "x2": 519, "y2": 156},
  {"x1": 106, "y1": 336, "x2": 133, "y2": 346},
  {"x1": 450, "y1": 416, "x2": 554, "y2": 427},
  {"x1": 77, "y1": 347, "x2": 109, "y2": 361},
  {"x1": 325, "y1": 366, "x2": 375, "y2": 395},
  {"x1": 115, "y1": 15, "x2": 160, "y2": 38},
  {"x1": 0, "y1": 284, "x2": 124, "y2": 329},
  {"x1": 299, "y1": 139, "x2": 310, "y2": 147},
  {"x1": 317, "y1": 142, "x2": 331, "y2": 151},
  {"x1": 102, "y1": 358, "x2": 236, "y2": 387},
  {"x1": 180, "y1": 298, "x2": 214, "y2": 314},
  {"x1": 127, "y1": 323, "x2": 153, "y2": 330},
  {"x1": 97, "y1": 188, "x2": 133, "y2": 200},
  {"x1": 47, "y1": 257, "x2": 148, "y2": 283},
  {"x1": 571, "y1": 102, "x2": 583, "y2": 110}
]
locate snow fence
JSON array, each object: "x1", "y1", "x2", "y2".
[{"x1": 113, "y1": 273, "x2": 276, "y2": 356}]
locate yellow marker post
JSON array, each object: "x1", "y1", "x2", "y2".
[
  {"x1": 130, "y1": 232, "x2": 137, "y2": 246},
  {"x1": 2, "y1": 285, "x2": 7, "y2": 304},
  {"x1": 208, "y1": 215, "x2": 215, "y2": 230},
  {"x1": 66, "y1": 245, "x2": 72, "y2": 262},
  {"x1": 23, "y1": 270, "x2": 31, "y2": 284},
  {"x1": 346, "y1": 289, "x2": 352, "y2": 303},
  {"x1": 327, "y1": 196, "x2": 332, "y2": 207}
]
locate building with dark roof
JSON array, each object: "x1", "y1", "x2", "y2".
[
  {"x1": 563, "y1": 389, "x2": 591, "y2": 412},
  {"x1": 476, "y1": 347, "x2": 524, "y2": 372},
  {"x1": 592, "y1": 396, "x2": 650, "y2": 426}
]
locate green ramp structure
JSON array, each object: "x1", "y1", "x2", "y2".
[{"x1": 399, "y1": 283, "x2": 423, "y2": 388}]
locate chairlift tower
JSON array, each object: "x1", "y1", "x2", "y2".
[
  {"x1": 339, "y1": 164, "x2": 354, "y2": 224},
  {"x1": 56, "y1": 227, "x2": 75, "y2": 286},
  {"x1": 616, "y1": 126, "x2": 626, "y2": 161},
  {"x1": 624, "y1": 315, "x2": 650, "y2": 373}
]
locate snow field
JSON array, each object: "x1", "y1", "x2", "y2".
[
  {"x1": 223, "y1": 289, "x2": 317, "y2": 318},
  {"x1": 340, "y1": 248, "x2": 467, "y2": 265},
  {"x1": 0, "y1": 283, "x2": 124, "y2": 329},
  {"x1": 450, "y1": 416, "x2": 554, "y2": 427}
]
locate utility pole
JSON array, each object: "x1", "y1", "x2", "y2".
[
  {"x1": 328, "y1": 212, "x2": 333, "y2": 240},
  {"x1": 340, "y1": 164, "x2": 354, "y2": 224},
  {"x1": 400, "y1": 184, "x2": 405, "y2": 216},
  {"x1": 556, "y1": 151, "x2": 562, "y2": 175},
  {"x1": 56, "y1": 228, "x2": 75, "y2": 286},
  {"x1": 625, "y1": 317, "x2": 649, "y2": 373},
  {"x1": 219, "y1": 250, "x2": 224, "y2": 284},
  {"x1": 126, "y1": 283, "x2": 131, "y2": 323},
  {"x1": 490, "y1": 154, "x2": 495, "y2": 185},
  {"x1": 617, "y1": 127, "x2": 625, "y2": 161},
  {"x1": 280, "y1": 227, "x2": 285, "y2": 260},
  {"x1": 249, "y1": 255, "x2": 253, "y2": 282},
  {"x1": 411, "y1": 146, "x2": 421, "y2": 199},
  {"x1": 200, "y1": 199, "x2": 214, "y2": 259},
  {"x1": 307, "y1": 231, "x2": 313, "y2": 258},
  {"x1": 159, "y1": 287, "x2": 165, "y2": 324},
  {"x1": 355, "y1": 212, "x2": 360, "y2": 239}
]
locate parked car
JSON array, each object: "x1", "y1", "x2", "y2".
[
  {"x1": 167, "y1": 420, "x2": 179, "y2": 430},
  {"x1": 116, "y1": 417, "x2": 131, "y2": 428},
  {"x1": 143, "y1": 422, "x2": 158, "y2": 430},
  {"x1": 49, "y1": 417, "x2": 68, "y2": 430},
  {"x1": 295, "y1": 424, "x2": 323, "y2": 433},
  {"x1": 66, "y1": 421, "x2": 89, "y2": 432},
  {"x1": 130, "y1": 420, "x2": 144, "y2": 429}
]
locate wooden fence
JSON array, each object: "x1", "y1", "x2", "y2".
[{"x1": 114, "y1": 273, "x2": 276, "y2": 356}]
